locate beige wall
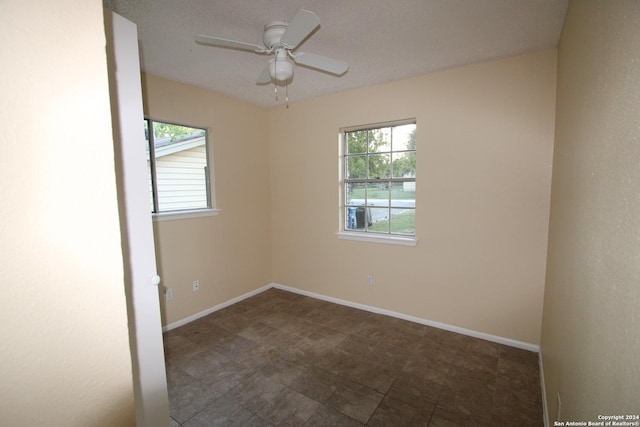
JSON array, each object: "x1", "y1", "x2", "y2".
[
  {"x1": 541, "y1": 0, "x2": 640, "y2": 422},
  {"x1": 142, "y1": 74, "x2": 272, "y2": 325},
  {"x1": 0, "y1": 1, "x2": 135, "y2": 426},
  {"x1": 269, "y1": 49, "x2": 557, "y2": 345}
]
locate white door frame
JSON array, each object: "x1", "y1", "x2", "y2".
[{"x1": 105, "y1": 11, "x2": 170, "y2": 427}]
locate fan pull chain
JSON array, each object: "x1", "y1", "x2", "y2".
[
  {"x1": 271, "y1": 53, "x2": 289, "y2": 108},
  {"x1": 274, "y1": 53, "x2": 279, "y2": 101}
]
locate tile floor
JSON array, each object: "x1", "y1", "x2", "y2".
[{"x1": 164, "y1": 288, "x2": 543, "y2": 426}]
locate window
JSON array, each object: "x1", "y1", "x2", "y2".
[
  {"x1": 144, "y1": 119, "x2": 213, "y2": 216},
  {"x1": 341, "y1": 120, "x2": 416, "y2": 241}
]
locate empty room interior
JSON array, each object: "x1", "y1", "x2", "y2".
[{"x1": 2, "y1": 1, "x2": 639, "y2": 426}]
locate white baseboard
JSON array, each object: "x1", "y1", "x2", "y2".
[
  {"x1": 539, "y1": 351, "x2": 549, "y2": 427},
  {"x1": 162, "y1": 284, "x2": 272, "y2": 332},
  {"x1": 163, "y1": 282, "x2": 539, "y2": 352},
  {"x1": 272, "y1": 283, "x2": 540, "y2": 352}
]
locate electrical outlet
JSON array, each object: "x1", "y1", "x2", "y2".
[
  {"x1": 366, "y1": 275, "x2": 374, "y2": 286},
  {"x1": 165, "y1": 288, "x2": 173, "y2": 301},
  {"x1": 192, "y1": 280, "x2": 200, "y2": 292}
]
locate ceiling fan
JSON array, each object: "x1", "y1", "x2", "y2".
[{"x1": 195, "y1": 9, "x2": 349, "y2": 87}]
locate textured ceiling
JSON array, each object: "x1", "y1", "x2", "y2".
[{"x1": 104, "y1": 0, "x2": 569, "y2": 107}]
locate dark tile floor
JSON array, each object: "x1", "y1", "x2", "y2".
[{"x1": 164, "y1": 288, "x2": 543, "y2": 426}]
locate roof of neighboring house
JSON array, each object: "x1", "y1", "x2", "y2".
[{"x1": 146, "y1": 131, "x2": 206, "y2": 158}]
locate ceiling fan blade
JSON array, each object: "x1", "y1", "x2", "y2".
[
  {"x1": 294, "y1": 52, "x2": 349, "y2": 76},
  {"x1": 257, "y1": 64, "x2": 272, "y2": 85},
  {"x1": 196, "y1": 35, "x2": 265, "y2": 53},
  {"x1": 280, "y1": 9, "x2": 320, "y2": 50}
]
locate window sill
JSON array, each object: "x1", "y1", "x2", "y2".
[
  {"x1": 336, "y1": 231, "x2": 417, "y2": 246},
  {"x1": 152, "y1": 208, "x2": 221, "y2": 222}
]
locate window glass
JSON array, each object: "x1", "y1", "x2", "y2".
[
  {"x1": 342, "y1": 121, "x2": 416, "y2": 237},
  {"x1": 392, "y1": 124, "x2": 416, "y2": 151},
  {"x1": 347, "y1": 131, "x2": 367, "y2": 154},
  {"x1": 392, "y1": 152, "x2": 416, "y2": 178},
  {"x1": 368, "y1": 154, "x2": 391, "y2": 179},
  {"x1": 368, "y1": 128, "x2": 391, "y2": 153},
  {"x1": 145, "y1": 119, "x2": 211, "y2": 213},
  {"x1": 346, "y1": 156, "x2": 367, "y2": 179}
]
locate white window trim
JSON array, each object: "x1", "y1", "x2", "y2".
[
  {"x1": 339, "y1": 118, "x2": 417, "y2": 242},
  {"x1": 152, "y1": 208, "x2": 221, "y2": 222},
  {"x1": 146, "y1": 118, "x2": 216, "y2": 216},
  {"x1": 336, "y1": 231, "x2": 417, "y2": 247}
]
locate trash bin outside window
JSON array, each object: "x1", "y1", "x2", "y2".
[{"x1": 355, "y1": 207, "x2": 372, "y2": 228}]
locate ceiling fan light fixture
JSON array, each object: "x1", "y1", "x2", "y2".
[
  {"x1": 269, "y1": 49, "x2": 293, "y2": 82},
  {"x1": 269, "y1": 58, "x2": 293, "y2": 82}
]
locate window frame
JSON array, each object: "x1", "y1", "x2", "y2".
[
  {"x1": 337, "y1": 119, "x2": 417, "y2": 246},
  {"x1": 145, "y1": 118, "x2": 220, "y2": 221}
]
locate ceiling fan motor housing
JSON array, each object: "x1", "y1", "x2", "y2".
[{"x1": 263, "y1": 21, "x2": 288, "y2": 49}]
